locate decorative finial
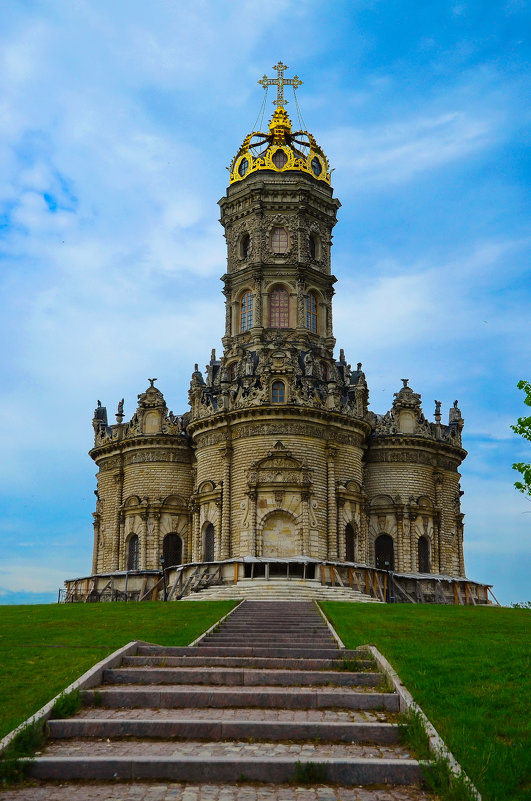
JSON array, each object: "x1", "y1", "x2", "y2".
[
  {"x1": 116, "y1": 398, "x2": 124, "y2": 423},
  {"x1": 434, "y1": 400, "x2": 442, "y2": 423},
  {"x1": 258, "y1": 61, "x2": 302, "y2": 108},
  {"x1": 357, "y1": 362, "x2": 362, "y2": 371},
  {"x1": 401, "y1": 378, "x2": 409, "y2": 388},
  {"x1": 148, "y1": 378, "x2": 157, "y2": 387}
]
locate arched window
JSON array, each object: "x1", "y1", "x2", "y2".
[
  {"x1": 204, "y1": 523, "x2": 215, "y2": 563},
  {"x1": 241, "y1": 234, "x2": 250, "y2": 259},
  {"x1": 163, "y1": 533, "x2": 182, "y2": 567},
  {"x1": 270, "y1": 288, "x2": 289, "y2": 328},
  {"x1": 272, "y1": 381, "x2": 285, "y2": 404},
  {"x1": 127, "y1": 534, "x2": 139, "y2": 571},
  {"x1": 418, "y1": 536, "x2": 430, "y2": 573},
  {"x1": 240, "y1": 291, "x2": 254, "y2": 332},
  {"x1": 375, "y1": 534, "x2": 394, "y2": 571},
  {"x1": 309, "y1": 234, "x2": 319, "y2": 260},
  {"x1": 306, "y1": 293, "x2": 318, "y2": 333},
  {"x1": 270, "y1": 227, "x2": 289, "y2": 254},
  {"x1": 345, "y1": 523, "x2": 356, "y2": 563}
]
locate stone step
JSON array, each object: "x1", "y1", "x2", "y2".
[
  {"x1": 73, "y1": 706, "x2": 392, "y2": 723},
  {"x1": 136, "y1": 646, "x2": 363, "y2": 658},
  {"x1": 48, "y1": 717, "x2": 400, "y2": 743},
  {"x1": 122, "y1": 655, "x2": 375, "y2": 670},
  {"x1": 102, "y1": 667, "x2": 383, "y2": 687},
  {"x1": 27, "y1": 754, "x2": 422, "y2": 785},
  {"x1": 82, "y1": 686, "x2": 399, "y2": 711}
]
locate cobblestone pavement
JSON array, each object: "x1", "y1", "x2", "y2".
[
  {"x1": 75, "y1": 709, "x2": 394, "y2": 723},
  {"x1": 1, "y1": 783, "x2": 437, "y2": 801},
  {"x1": 42, "y1": 740, "x2": 412, "y2": 759}
]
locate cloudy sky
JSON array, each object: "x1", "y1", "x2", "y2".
[{"x1": 1, "y1": 0, "x2": 530, "y2": 605}]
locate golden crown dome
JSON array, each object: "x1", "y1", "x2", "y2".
[{"x1": 229, "y1": 63, "x2": 331, "y2": 186}]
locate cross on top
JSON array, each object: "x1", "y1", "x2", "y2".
[{"x1": 258, "y1": 61, "x2": 302, "y2": 108}]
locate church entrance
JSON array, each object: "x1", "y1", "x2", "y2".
[
  {"x1": 375, "y1": 534, "x2": 394, "y2": 570},
  {"x1": 261, "y1": 512, "x2": 300, "y2": 558},
  {"x1": 163, "y1": 533, "x2": 182, "y2": 567}
]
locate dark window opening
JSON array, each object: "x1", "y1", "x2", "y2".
[
  {"x1": 127, "y1": 534, "x2": 139, "y2": 571},
  {"x1": 345, "y1": 523, "x2": 356, "y2": 562},
  {"x1": 204, "y1": 524, "x2": 215, "y2": 563},
  {"x1": 375, "y1": 534, "x2": 394, "y2": 571},
  {"x1": 418, "y1": 536, "x2": 430, "y2": 573}
]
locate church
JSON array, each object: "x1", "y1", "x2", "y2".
[{"x1": 65, "y1": 64, "x2": 492, "y2": 605}]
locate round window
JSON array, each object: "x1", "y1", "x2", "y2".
[
  {"x1": 272, "y1": 149, "x2": 288, "y2": 168},
  {"x1": 238, "y1": 157, "x2": 249, "y2": 177},
  {"x1": 311, "y1": 156, "x2": 322, "y2": 177}
]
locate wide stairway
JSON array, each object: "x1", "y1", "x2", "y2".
[
  {"x1": 185, "y1": 577, "x2": 381, "y2": 602},
  {"x1": 10, "y1": 601, "x2": 435, "y2": 801}
]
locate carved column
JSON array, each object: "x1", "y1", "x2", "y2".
[
  {"x1": 297, "y1": 277, "x2": 306, "y2": 328},
  {"x1": 325, "y1": 290, "x2": 334, "y2": 338},
  {"x1": 395, "y1": 508, "x2": 405, "y2": 571},
  {"x1": 248, "y1": 489, "x2": 258, "y2": 556},
  {"x1": 361, "y1": 499, "x2": 370, "y2": 564},
  {"x1": 457, "y1": 513, "x2": 465, "y2": 576},
  {"x1": 191, "y1": 502, "x2": 200, "y2": 562},
  {"x1": 301, "y1": 490, "x2": 311, "y2": 555},
  {"x1": 337, "y1": 499, "x2": 345, "y2": 561},
  {"x1": 92, "y1": 514, "x2": 100, "y2": 574},
  {"x1": 253, "y1": 272, "x2": 263, "y2": 330},
  {"x1": 140, "y1": 509, "x2": 149, "y2": 570},
  {"x1": 152, "y1": 509, "x2": 161, "y2": 566},
  {"x1": 433, "y1": 472, "x2": 443, "y2": 572},
  {"x1": 326, "y1": 446, "x2": 338, "y2": 559},
  {"x1": 118, "y1": 511, "x2": 125, "y2": 571},
  {"x1": 223, "y1": 280, "x2": 232, "y2": 339},
  {"x1": 220, "y1": 443, "x2": 232, "y2": 559}
]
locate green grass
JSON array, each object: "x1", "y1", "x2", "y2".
[
  {"x1": 321, "y1": 602, "x2": 530, "y2": 801},
  {"x1": 0, "y1": 600, "x2": 235, "y2": 741}
]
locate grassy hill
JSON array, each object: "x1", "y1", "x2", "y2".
[
  {"x1": 322, "y1": 602, "x2": 530, "y2": 801},
  {"x1": 0, "y1": 601, "x2": 528, "y2": 801}
]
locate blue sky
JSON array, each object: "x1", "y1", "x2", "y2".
[{"x1": 1, "y1": 0, "x2": 530, "y2": 605}]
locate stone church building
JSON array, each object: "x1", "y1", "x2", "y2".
[{"x1": 66, "y1": 65, "x2": 492, "y2": 604}]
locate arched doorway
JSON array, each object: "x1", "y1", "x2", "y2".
[
  {"x1": 127, "y1": 534, "x2": 139, "y2": 570},
  {"x1": 418, "y1": 536, "x2": 430, "y2": 573},
  {"x1": 345, "y1": 523, "x2": 356, "y2": 562},
  {"x1": 204, "y1": 523, "x2": 215, "y2": 562},
  {"x1": 262, "y1": 512, "x2": 300, "y2": 558},
  {"x1": 163, "y1": 533, "x2": 182, "y2": 567},
  {"x1": 375, "y1": 534, "x2": 394, "y2": 570}
]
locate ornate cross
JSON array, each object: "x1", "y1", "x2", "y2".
[{"x1": 258, "y1": 61, "x2": 302, "y2": 107}]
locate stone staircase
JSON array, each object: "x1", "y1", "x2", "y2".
[
  {"x1": 184, "y1": 577, "x2": 381, "y2": 602},
  {"x1": 10, "y1": 601, "x2": 435, "y2": 801}
]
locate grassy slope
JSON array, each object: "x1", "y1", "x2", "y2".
[
  {"x1": 0, "y1": 601, "x2": 235, "y2": 741},
  {"x1": 321, "y1": 603, "x2": 530, "y2": 801}
]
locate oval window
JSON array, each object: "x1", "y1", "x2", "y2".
[
  {"x1": 272, "y1": 149, "x2": 288, "y2": 168},
  {"x1": 311, "y1": 156, "x2": 322, "y2": 177},
  {"x1": 238, "y1": 157, "x2": 249, "y2": 177}
]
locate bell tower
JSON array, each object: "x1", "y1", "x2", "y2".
[{"x1": 218, "y1": 62, "x2": 341, "y2": 379}]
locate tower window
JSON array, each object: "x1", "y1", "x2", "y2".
[
  {"x1": 238, "y1": 157, "x2": 249, "y2": 177},
  {"x1": 272, "y1": 149, "x2": 288, "y2": 168},
  {"x1": 309, "y1": 234, "x2": 317, "y2": 259},
  {"x1": 204, "y1": 523, "x2": 215, "y2": 563},
  {"x1": 311, "y1": 156, "x2": 322, "y2": 177},
  {"x1": 272, "y1": 381, "x2": 285, "y2": 404},
  {"x1": 270, "y1": 227, "x2": 289, "y2": 254},
  {"x1": 270, "y1": 288, "x2": 289, "y2": 328},
  {"x1": 127, "y1": 534, "x2": 139, "y2": 571},
  {"x1": 240, "y1": 291, "x2": 254, "y2": 332},
  {"x1": 241, "y1": 234, "x2": 250, "y2": 259},
  {"x1": 306, "y1": 293, "x2": 318, "y2": 333},
  {"x1": 162, "y1": 533, "x2": 182, "y2": 567}
]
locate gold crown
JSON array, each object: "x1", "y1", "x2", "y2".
[{"x1": 229, "y1": 106, "x2": 331, "y2": 186}]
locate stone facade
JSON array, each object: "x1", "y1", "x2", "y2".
[{"x1": 88, "y1": 102, "x2": 467, "y2": 582}]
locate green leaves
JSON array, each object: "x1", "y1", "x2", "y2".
[{"x1": 511, "y1": 380, "x2": 531, "y2": 497}]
